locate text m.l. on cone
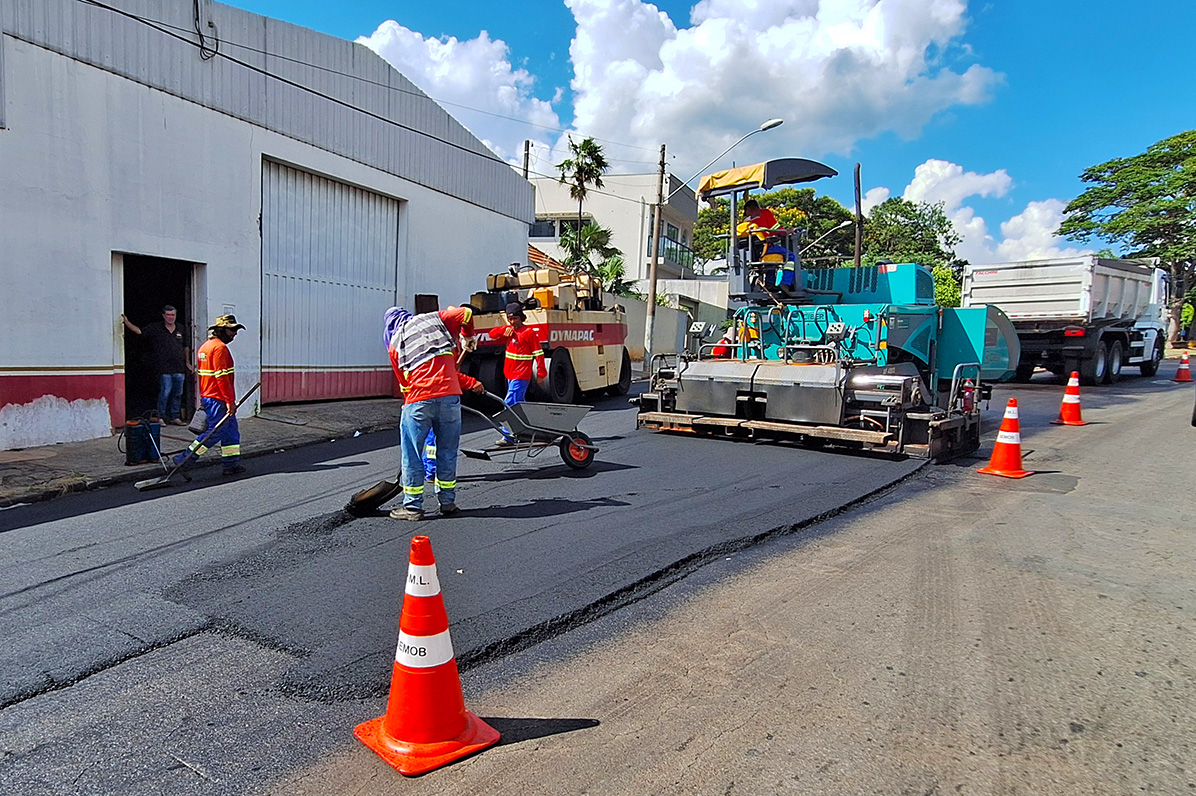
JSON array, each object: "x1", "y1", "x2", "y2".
[
  {"x1": 1050, "y1": 371, "x2": 1089, "y2": 426},
  {"x1": 977, "y1": 398, "x2": 1034, "y2": 479},
  {"x1": 354, "y1": 535, "x2": 499, "y2": 776},
  {"x1": 1175, "y1": 351, "x2": 1192, "y2": 383}
]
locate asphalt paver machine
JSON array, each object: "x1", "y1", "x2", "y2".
[{"x1": 635, "y1": 158, "x2": 1020, "y2": 460}]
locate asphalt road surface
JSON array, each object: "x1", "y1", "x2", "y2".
[
  {"x1": 276, "y1": 370, "x2": 1196, "y2": 796},
  {"x1": 1, "y1": 386, "x2": 922, "y2": 794}
]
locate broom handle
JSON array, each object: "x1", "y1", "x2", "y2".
[{"x1": 192, "y1": 382, "x2": 261, "y2": 449}]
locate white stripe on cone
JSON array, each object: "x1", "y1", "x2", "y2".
[
  {"x1": 405, "y1": 564, "x2": 441, "y2": 597},
  {"x1": 996, "y1": 430, "x2": 1021, "y2": 445},
  {"x1": 395, "y1": 628, "x2": 456, "y2": 669},
  {"x1": 1003, "y1": 406, "x2": 1019, "y2": 419},
  {"x1": 1062, "y1": 395, "x2": 1080, "y2": 404}
]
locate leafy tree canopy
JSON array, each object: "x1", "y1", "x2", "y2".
[
  {"x1": 1058, "y1": 129, "x2": 1196, "y2": 336},
  {"x1": 693, "y1": 188, "x2": 854, "y2": 265},
  {"x1": 556, "y1": 136, "x2": 611, "y2": 270},
  {"x1": 861, "y1": 198, "x2": 962, "y2": 273}
]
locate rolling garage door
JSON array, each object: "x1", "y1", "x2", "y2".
[{"x1": 261, "y1": 161, "x2": 400, "y2": 403}]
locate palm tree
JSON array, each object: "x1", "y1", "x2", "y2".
[
  {"x1": 559, "y1": 222, "x2": 620, "y2": 279},
  {"x1": 556, "y1": 136, "x2": 610, "y2": 269}
]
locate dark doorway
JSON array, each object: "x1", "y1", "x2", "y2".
[
  {"x1": 122, "y1": 256, "x2": 195, "y2": 423},
  {"x1": 414, "y1": 293, "x2": 440, "y2": 313}
]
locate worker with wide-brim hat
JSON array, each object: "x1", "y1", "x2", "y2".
[{"x1": 174, "y1": 314, "x2": 247, "y2": 477}]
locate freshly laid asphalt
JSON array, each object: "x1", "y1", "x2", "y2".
[{"x1": 1, "y1": 359, "x2": 1192, "y2": 795}]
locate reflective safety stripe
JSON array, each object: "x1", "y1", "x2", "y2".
[
  {"x1": 996, "y1": 430, "x2": 1021, "y2": 445},
  {"x1": 221, "y1": 445, "x2": 240, "y2": 457},
  {"x1": 505, "y1": 351, "x2": 541, "y2": 361},
  {"x1": 424, "y1": 443, "x2": 437, "y2": 457},
  {"x1": 405, "y1": 563, "x2": 441, "y2": 597},
  {"x1": 435, "y1": 479, "x2": 457, "y2": 490},
  {"x1": 395, "y1": 628, "x2": 455, "y2": 669},
  {"x1": 403, "y1": 484, "x2": 425, "y2": 495},
  {"x1": 1004, "y1": 406, "x2": 1020, "y2": 419},
  {"x1": 460, "y1": 307, "x2": 473, "y2": 323},
  {"x1": 188, "y1": 443, "x2": 208, "y2": 456}
]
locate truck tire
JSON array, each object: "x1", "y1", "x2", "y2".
[
  {"x1": 1104, "y1": 340, "x2": 1124, "y2": 384},
  {"x1": 1012, "y1": 362, "x2": 1036, "y2": 383},
  {"x1": 1079, "y1": 341, "x2": 1107, "y2": 386},
  {"x1": 477, "y1": 356, "x2": 507, "y2": 397},
  {"x1": 1140, "y1": 339, "x2": 1164, "y2": 377},
  {"x1": 607, "y1": 349, "x2": 632, "y2": 396},
  {"x1": 546, "y1": 349, "x2": 577, "y2": 404}
]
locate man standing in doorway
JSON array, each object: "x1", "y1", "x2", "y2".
[
  {"x1": 121, "y1": 305, "x2": 193, "y2": 424},
  {"x1": 384, "y1": 305, "x2": 485, "y2": 521},
  {"x1": 174, "y1": 314, "x2": 246, "y2": 477}
]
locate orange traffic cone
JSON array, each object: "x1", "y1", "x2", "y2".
[
  {"x1": 1175, "y1": 351, "x2": 1192, "y2": 383},
  {"x1": 1050, "y1": 371, "x2": 1089, "y2": 426},
  {"x1": 977, "y1": 398, "x2": 1034, "y2": 478},
  {"x1": 355, "y1": 535, "x2": 499, "y2": 776}
]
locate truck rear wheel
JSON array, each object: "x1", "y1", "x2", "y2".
[
  {"x1": 546, "y1": 349, "x2": 577, "y2": 404},
  {"x1": 1104, "y1": 340, "x2": 1124, "y2": 384},
  {"x1": 607, "y1": 349, "x2": 632, "y2": 396},
  {"x1": 1079, "y1": 341, "x2": 1107, "y2": 386},
  {"x1": 1140, "y1": 339, "x2": 1163, "y2": 376}
]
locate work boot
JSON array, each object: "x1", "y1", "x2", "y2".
[
  {"x1": 222, "y1": 465, "x2": 247, "y2": 477},
  {"x1": 438, "y1": 502, "x2": 460, "y2": 516},
  {"x1": 389, "y1": 507, "x2": 424, "y2": 521}
]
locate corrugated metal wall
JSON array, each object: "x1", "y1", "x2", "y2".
[
  {"x1": 261, "y1": 160, "x2": 399, "y2": 403},
  {"x1": 0, "y1": 0, "x2": 532, "y2": 221}
]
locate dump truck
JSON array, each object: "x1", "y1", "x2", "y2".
[
  {"x1": 461, "y1": 266, "x2": 631, "y2": 403},
  {"x1": 635, "y1": 158, "x2": 1020, "y2": 460},
  {"x1": 961, "y1": 257, "x2": 1168, "y2": 385}
]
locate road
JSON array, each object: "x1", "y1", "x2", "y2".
[
  {"x1": 278, "y1": 372, "x2": 1195, "y2": 795},
  {"x1": 0, "y1": 386, "x2": 921, "y2": 794}
]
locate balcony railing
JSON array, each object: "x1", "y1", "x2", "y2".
[{"x1": 648, "y1": 235, "x2": 695, "y2": 270}]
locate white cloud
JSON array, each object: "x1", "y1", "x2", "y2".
[
  {"x1": 357, "y1": 21, "x2": 561, "y2": 164},
  {"x1": 561, "y1": 0, "x2": 1000, "y2": 178},
  {"x1": 996, "y1": 199, "x2": 1093, "y2": 261},
  {"x1": 879, "y1": 158, "x2": 1092, "y2": 263},
  {"x1": 861, "y1": 186, "x2": 890, "y2": 213}
]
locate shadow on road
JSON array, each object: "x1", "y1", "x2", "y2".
[
  {"x1": 483, "y1": 716, "x2": 600, "y2": 746},
  {"x1": 452, "y1": 496, "x2": 631, "y2": 520}
]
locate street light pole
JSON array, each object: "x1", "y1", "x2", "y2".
[
  {"x1": 642, "y1": 118, "x2": 784, "y2": 368},
  {"x1": 644, "y1": 144, "x2": 667, "y2": 375}
]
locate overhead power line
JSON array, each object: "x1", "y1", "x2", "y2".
[{"x1": 73, "y1": 0, "x2": 662, "y2": 162}]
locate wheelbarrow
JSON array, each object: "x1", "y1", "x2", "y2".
[
  {"x1": 344, "y1": 393, "x2": 598, "y2": 517},
  {"x1": 461, "y1": 392, "x2": 598, "y2": 469}
]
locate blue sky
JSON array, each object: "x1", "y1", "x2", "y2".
[{"x1": 223, "y1": 0, "x2": 1194, "y2": 263}]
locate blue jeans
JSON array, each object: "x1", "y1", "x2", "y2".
[
  {"x1": 504, "y1": 378, "x2": 530, "y2": 407},
  {"x1": 157, "y1": 373, "x2": 185, "y2": 421},
  {"x1": 174, "y1": 397, "x2": 240, "y2": 470},
  {"x1": 423, "y1": 430, "x2": 437, "y2": 481},
  {"x1": 400, "y1": 396, "x2": 461, "y2": 511}
]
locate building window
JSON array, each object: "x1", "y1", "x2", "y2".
[{"x1": 530, "y1": 218, "x2": 556, "y2": 238}]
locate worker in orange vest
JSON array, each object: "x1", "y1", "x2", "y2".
[{"x1": 174, "y1": 314, "x2": 246, "y2": 476}]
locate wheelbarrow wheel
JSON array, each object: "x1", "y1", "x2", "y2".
[{"x1": 560, "y1": 431, "x2": 595, "y2": 469}]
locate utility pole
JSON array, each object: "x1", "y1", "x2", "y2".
[
  {"x1": 522, "y1": 140, "x2": 530, "y2": 180},
  {"x1": 853, "y1": 163, "x2": 863, "y2": 269},
  {"x1": 643, "y1": 144, "x2": 666, "y2": 369}
]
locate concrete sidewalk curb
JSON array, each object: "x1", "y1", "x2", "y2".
[{"x1": 0, "y1": 417, "x2": 399, "y2": 509}]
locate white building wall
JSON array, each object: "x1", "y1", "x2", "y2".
[
  {"x1": 0, "y1": 35, "x2": 527, "y2": 449},
  {"x1": 530, "y1": 174, "x2": 696, "y2": 284}
]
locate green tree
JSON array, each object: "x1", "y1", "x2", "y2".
[
  {"x1": 556, "y1": 136, "x2": 610, "y2": 269},
  {"x1": 1058, "y1": 130, "x2": 1196, "y2": 340},
  {"x1": 862, "y1": 198, "x2": 965, "y2": 307},
  {"x1": 594, "y1": 254, "x2": 643, "y2": 300},
  {"x1": 692, "y1": 188, "x2": 854, "y2": 266},
  {"x1": 861, "y1": 198, "x2": 962, "y2": 271},
  {"x1": 559, "y1": 221, "x2": 624, "y2": 288}
]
